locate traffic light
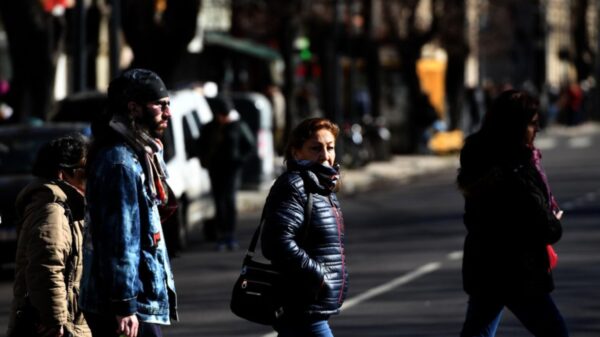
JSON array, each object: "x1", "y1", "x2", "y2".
[{"x1": 294, "y1": 36, "x2": 312, "y2": 61}]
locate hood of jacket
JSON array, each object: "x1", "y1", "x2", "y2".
[{"x1": 16, "y1": 179, "x2": 85, "y2": 224}]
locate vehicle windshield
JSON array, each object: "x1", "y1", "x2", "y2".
[{"x1": 0, "y1": 129, "x2": 85, "y2": 175}]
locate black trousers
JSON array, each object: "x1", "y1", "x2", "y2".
[{"x1": 209, "y1": 167, "x2": 242, "y2": 242}]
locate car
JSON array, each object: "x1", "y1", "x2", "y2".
[
  {"x1": 161, "y1": 88, "x2": 214, "y2": 252},
  {"x1": 0, "y1": 88, "x2": 214, "y2": 262},
  {"x1": 0, "y1": 122, "x2": 91, "y2": 267}
]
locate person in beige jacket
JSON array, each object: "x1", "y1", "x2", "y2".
[{"x1": 8, "y1": 134, "x2": 91, "y2": 337}]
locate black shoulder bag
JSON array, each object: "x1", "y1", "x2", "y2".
[{"x1": 230, "y1": 193, "x2": 313, "y2": 325}]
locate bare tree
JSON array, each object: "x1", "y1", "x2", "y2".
[
  {"x1": 572, "y1": 0, "x2": 594, "y2": 81},
  {"x1": 439, "y1": 0, "x2": 468, "y2": 131},
  {"x1": 382, "y1": 0, "x2": 440, "y2": 152},
  {"x1": 0, "y1": 0, "x2": 65, "y2": 122},
  {"x1": 121, "y1": 0, "x2": 201, "y2": 87}
]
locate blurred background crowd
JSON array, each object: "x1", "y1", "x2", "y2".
[{"x1": 0, "y1": 0, "x2": 599, "y2": 159}]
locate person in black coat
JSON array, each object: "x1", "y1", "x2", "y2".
[
  {"x1": 457, "y1": 89, "x2": 568, "y2": 337},
  {"x1": 261, "y1": 118, "x2": 348, "y2": 337},
  {"x1": 199, "y1": 97, "x2": 255, "y2": 251}
]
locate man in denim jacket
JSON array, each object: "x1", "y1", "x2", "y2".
[{"x1": 79, "y1": 69, "x2": 178, "y2": 337}]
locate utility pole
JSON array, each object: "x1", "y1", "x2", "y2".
[
  {"x1": 333, "y1": 0, "x2": 343, "y2": 154},
  {"x1": 72, "y1": 0, "x2": 87, "y2": 92},
  {"x1": 595, "y1": 0, "x2": 600, "y2": 120},
  {"x1": 109, "y1": 0, "x2": 121, "y2": 80}
]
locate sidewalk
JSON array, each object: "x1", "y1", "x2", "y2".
[
  {"x1": 237, "y1": 154, "x2": 460, "y2": 213},
  {"x1": 236, "y1": 121, "x2": 600, "y2": 214}
]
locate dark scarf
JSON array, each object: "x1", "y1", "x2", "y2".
[
  {"x1": 288, "y1": 160, "x2": 340, "y2": 195},
  {"x1": 109, "y1": 116, "x2": 169, "y2": 205}
]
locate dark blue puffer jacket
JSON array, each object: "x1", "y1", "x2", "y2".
[{"x1": 261, "y1": 161, "x2": 348, "y2": 317}]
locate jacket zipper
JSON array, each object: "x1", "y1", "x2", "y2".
[{"x1": 329, "y1": 196, "x2": 345, "y2": 304}]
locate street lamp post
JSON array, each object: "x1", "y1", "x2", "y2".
[
  {"x1": 595, "y1": 0, "x2": 600, "y2": 120},
  {"x1": 109, "y1": 0, "x2": 121, "y2": 80},
  {"x1": 72, "y1": 0, "x2": 87, "y2": 92}
]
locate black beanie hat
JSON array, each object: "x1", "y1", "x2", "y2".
[{"x1": 108, "y1": 68, "x2": 168, "y2": 106}]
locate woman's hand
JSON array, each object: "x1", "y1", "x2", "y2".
[{"x1": 554, "y1": 210, "x2": 564, "y2": 220}]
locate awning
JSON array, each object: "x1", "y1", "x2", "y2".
[{"x1": 203, "y1": 32, "x2": 282, "y2": 61}]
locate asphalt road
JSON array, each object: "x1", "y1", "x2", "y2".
[{"x1": 0, "y1": 125, "x2": 598, "y2": 337}]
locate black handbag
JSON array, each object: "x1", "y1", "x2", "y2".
[{"x1": 230, "y1": 193, "x2": 313, "y2": 325}]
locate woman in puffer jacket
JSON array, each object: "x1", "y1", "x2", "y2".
[
  {"x1": 457, "y1": 90, "x2": 568, "y2": 337},
  {"x1": 261, "y1": 118, "x2": 348, "y2": 337},
  {"x1": 8, "y1": 135, "x2": 91, "y2": 337}
]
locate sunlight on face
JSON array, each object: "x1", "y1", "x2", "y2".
[
  {"x1": 293, "y1": 129, "x2": 336, "y2": 166},
  {"x1": 144, "y1": 98, "x2": 171, "y2": 137},
  {"x1": 525, "y1": 113, "x2": 540, "y2": 148}
]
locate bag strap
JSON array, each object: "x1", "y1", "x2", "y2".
[{"x1": 246, "y1": 193, "x2": 313, "y2": 260}]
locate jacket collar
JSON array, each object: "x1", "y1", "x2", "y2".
[{"x1": 288, "y1": 160, "x2": 340, "y2": 195}]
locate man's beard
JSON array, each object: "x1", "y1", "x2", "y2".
[{"x1": 134, "y1": 106, "x2": 167, "y2": 138}]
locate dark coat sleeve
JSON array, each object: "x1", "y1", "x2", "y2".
[{"x1": 261, "y1": 174, "x2": 325, "y2": 296}]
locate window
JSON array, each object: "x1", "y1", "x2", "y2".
[{"x1": 183, "y1": 111, "x2": 201, "y2": 160}]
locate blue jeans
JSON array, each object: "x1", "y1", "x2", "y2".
[
  {"x1": 274, "y1": 319, "x2": 334, "y2": 337},
  {"x1": 460, "y1": 293, "x2": 569, "y2": 337}
]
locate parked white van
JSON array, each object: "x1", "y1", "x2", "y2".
[{"x1": 161, "y1": 88, "x2": 214, "y2": 252}]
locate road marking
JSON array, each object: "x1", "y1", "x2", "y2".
[
  {"x1": 341, "y1": 261, "x2": 442, "y2": 311},
  {"x1": 448, "y1": 250, "x2": 463, "y2": 260},
  {"x1": 260, "y1": 261, "x2": 443, "y2": 337},
  {"x1": 535, "y1": 138, "x2": 556, "y2": 150},
  {"x1": 561, "y1": 190, "x2": 599, "y2": 211},
  {"x1": 585, "y1": 192, "x2": 597, "y2": 201},
  {"x1": 537, "y1": 135, "x2": 593, "y2": 150},
  {"x1": 568, "y1": 136, "x2": 592, "y2": 148},
  {"x1": 260, "y1": 187, "x2": 600, "y2": 336}
]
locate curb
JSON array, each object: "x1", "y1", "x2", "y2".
[
  {"x1": 340, "y1": 155, "x2": 459, "y2": 195},
  {"x1": 236, "y1": 121, "x2": 600, "y2": 214},
  {"x1": 237, "y1": 154, "x2": 460, "y2": 213}
]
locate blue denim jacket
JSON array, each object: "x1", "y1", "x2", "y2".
[{"x1": 79, "y1": 143, "x2": 177, "y2": 324}]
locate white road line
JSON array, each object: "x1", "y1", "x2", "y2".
[
  {"x1": 341, "y1": 262, "x2": 441, "y2": 311},
  {"x1": 561, "y1": 201, "x2": 575, "y2": 211},
  {"x1": 447, "y1": 250, "x2": 463, "y2": 261},
  {"x1": 562, "y1": 190, "x2": 599, "y2": 211},
  {"x1": 535, "y1": 138, "x2": 556, "y2": 150},
  {"x1": 260, "y1": 261, "x2": 443, "y2": 337},
  {"x1": 568, "y1": 136, "x2": 592, "y2": 148}
]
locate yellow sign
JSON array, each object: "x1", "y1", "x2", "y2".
[{"x1": 416, "y1": 58, "x2": 446, "y2": 118}]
